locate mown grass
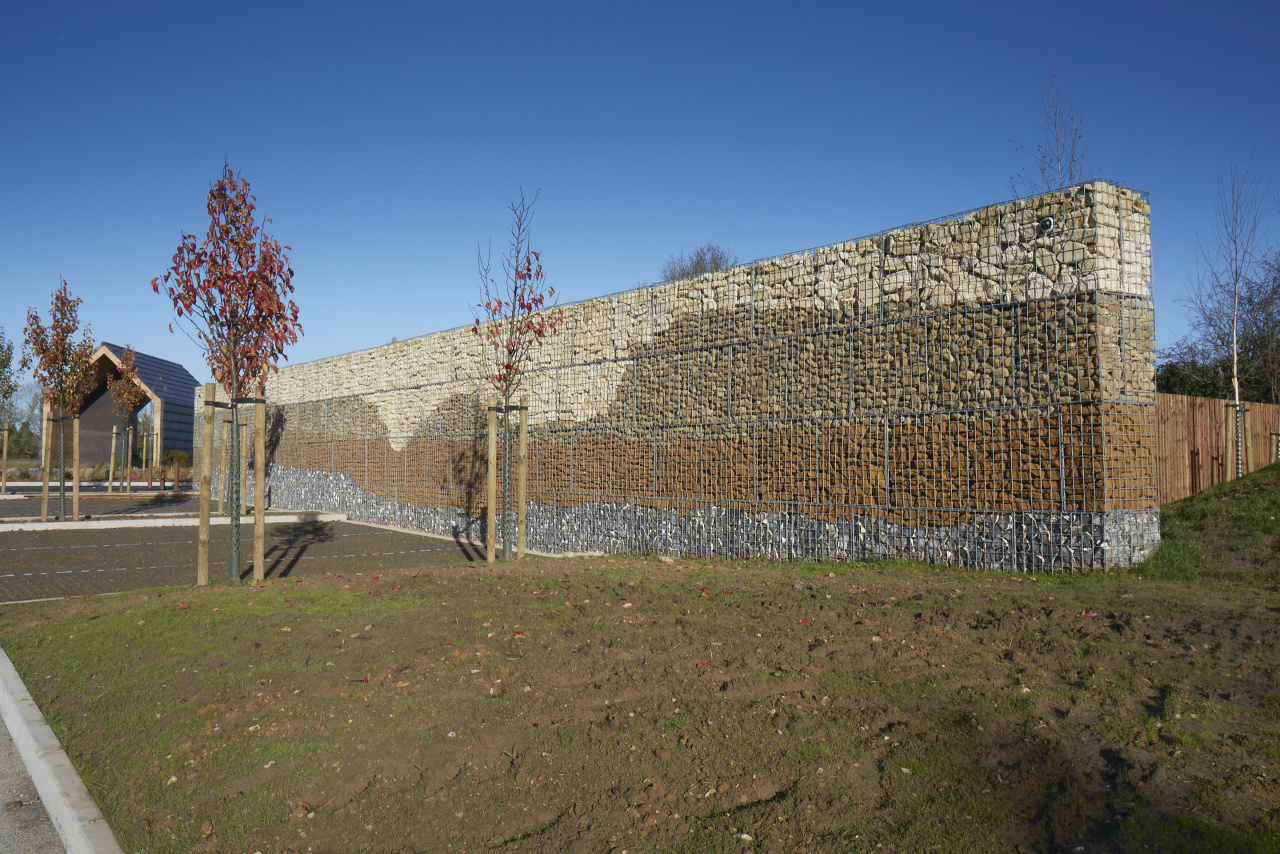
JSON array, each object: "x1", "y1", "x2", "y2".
[
  {"x1": 1142, "y1": 460, "x2": 1280, "y2": 585},
  {"x1": 0, "y1": 468, "x2": 1277, "y2": 852}
]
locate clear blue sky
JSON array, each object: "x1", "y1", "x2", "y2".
[{"x1": 2, "y1": 1, "x2": 1277, "y2": 385}]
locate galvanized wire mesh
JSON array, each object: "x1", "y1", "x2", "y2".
[{"x1": 197, "y1": 182, "x2": 1159, "y2": 571}]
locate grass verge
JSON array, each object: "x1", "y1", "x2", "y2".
[{"x1": 0, "y1": 469, "x2": 1277, "y2": 853}]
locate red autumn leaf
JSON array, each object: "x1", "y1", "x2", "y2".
[
  {"x1": 178, "y1": 604, "x2": 190, "y2": 610},
  {"x1": 392, "y1": 584, "x2": 403, "y2": 590},
  {"x1": 798, "y1": 619, "x2": 811, "y2": 626},
  {"x1": 1081, "y1": 609, "x2": 1099, "y2": 618},
  {"x1": 473, "y1": 191, "x2": 563, "y2": 408},
  {"x1": 20, "y1": 280, "x2": 96, "y2": 420},
  {"x1": 153, "y1": 163, "x2": 302, "y2": 402}
]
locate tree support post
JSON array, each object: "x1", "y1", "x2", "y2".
[
  {"x1": 56, "y1": 409, "x2": 66, "y2": 521},
  {"x1": 501, "y1": 403, "x2": 512, "y2": 561},
  {"x1": 108, "y1": 425, "x2": 117, "y2": 494},
  {"x1": 240, "y1": 416, "x2": 248, "y2": 517},
  {"x1": 219, "y1": 418, "x2": 229, "y2": 514},
  {"x1": 517, "y1": 396, "x2": 528, "y2": 560},
  {"x1": 1, "y1": 422, "x2": 8, "y2": 495},
  {"x1": 125, "y1": 425, "x2": 134, "y2": 493},
  {"x1": 229, "y1": 409, "x2": 240, "y2": 580},
  {"x1": 198, "y1": 384, "x2": 215, "y2": 586},
  {"x1": 487, "y1": 395, "x2": 497, "y2": 565},
  {"x1": 1242, "y1": 408, "x2": 1253, "y2": 475},
  {"x1": 72, "y1": 415, "x2": 80, "y2": 522},
  {"x1": 40, "y1": 406, "x2": 50, "y2": 522},
  {"x1": 253, "y1": 396, "x2": 266, "y2": 582}
]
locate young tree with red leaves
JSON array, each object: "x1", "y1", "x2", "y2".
[
  {"x1": 473, "y1": 190, "x2": 562, "y2": 559},
  {"x1": 21, "y1": 280, "x2": 96, "y2": 519},
  {"x1": 108, "y1": 346, "x2": 147, "y2": 490},
  {"x1": 154, "y1": 164, "x2": 302, "y2": 578}
]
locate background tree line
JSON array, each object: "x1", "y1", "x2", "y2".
[
  {"x1": 1157, "y1": 165, "x2": 1278, "y2": 405},
  {"x1": 0, "y1": 329, "x2": 42, "y2": 461}
]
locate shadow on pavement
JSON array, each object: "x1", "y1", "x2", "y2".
[{"x1": 255, "y1": 521, "x2": 337, "y2": 579}]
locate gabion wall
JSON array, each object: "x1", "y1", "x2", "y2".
[{"x1": 196, "y1": 181, "x2": 1159, "y2": 571}]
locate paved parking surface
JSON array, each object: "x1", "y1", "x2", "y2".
[
  {"x1": 0, "y1": 490, "x2": 201, "y2": 519},
  {"x1": 0, "y1": 522, "x2": 478, "y2": 602}
]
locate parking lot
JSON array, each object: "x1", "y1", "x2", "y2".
[
  {"x1": 0, "y1": 520, "x2": 477, "y2": 602},
  {"x1": 0, "y1": 489, "x2": 202, "y2": 519}
]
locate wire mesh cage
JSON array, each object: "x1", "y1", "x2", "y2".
[{"x1": 195, "y1": 181, "x2": 1159, "y2": 572}]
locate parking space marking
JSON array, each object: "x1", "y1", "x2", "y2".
[
  {"x1": 0, "y1": 545, "x2": 452, "y2": 583},
  {"x1": 1, "y1": 527, "x2": 398, "y2": 553}
]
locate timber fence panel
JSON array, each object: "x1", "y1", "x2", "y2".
[{"x1": 1156, "y1": 393, "x2": 1280, "y2": 504}]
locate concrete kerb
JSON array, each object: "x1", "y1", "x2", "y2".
[
  {"x1": 0, "y1": 647, "x2": 124, "y2": 854},
  {"x1": 0, "y1": 512, "x2": 347, "y2": 533},
  {"x1": 340, "y1": 517, "x2": 604, "y2": 560}
]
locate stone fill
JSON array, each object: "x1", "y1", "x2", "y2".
[{"x1": 197, "y1": 181, "x2": 1159, "y2": 571}]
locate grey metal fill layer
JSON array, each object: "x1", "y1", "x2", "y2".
[{"x1": 262, "y1": 464, "x2": 1158, "y2": 572}]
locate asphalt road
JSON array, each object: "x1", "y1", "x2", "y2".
[
  {"x1": 0, "y1": 521, "x2": 478, "y2": 603},
  {"x1": 0, "y1": 724, "x2": 65, "y2": 854}
]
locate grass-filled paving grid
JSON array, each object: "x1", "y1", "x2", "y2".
[{"x1": 2, "y1": 465, "x2": 1279, "y2": 853}]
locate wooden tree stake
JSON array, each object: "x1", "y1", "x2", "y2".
[
  {"x1": 108, "y1": 425, "x2": 118, "y2": 494},
  {"x1": 1, "y1": 422, "x2": 8, "y2": 495},
  {"x1": 487, "y1": 395, "x2": 497, "y2": 565},
  {"x1": 1243, "y1": 408, "x2": 1254, "y2": 475},
  {"x1": 517, "y1": 395, "x2": 528, "y2": 560},
  {"x1": 253, "y1": 397, "x2": 266, "y2": 582},
  {"x1": 125, "y1": 425, "x2": 134, "y2": 493},
  {"x1": 240, "y1": 417, "x2": 249, "y2": 516},
  {"x1": 198, "y1": 384, "x2": 214, "y2": 585},
  {"x1": 72, "y1": 416, "x2": 80, "y2": 521},
  {"x1": 219, "y1": 418, "x2": 229, "y2": 514},
  {"x1": 40, "y1": 405, "x2": 50, "y2": 522}
]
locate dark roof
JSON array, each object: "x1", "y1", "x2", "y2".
[{"x1": 99, "y1": 342, "x2": 199, "y2": 403}]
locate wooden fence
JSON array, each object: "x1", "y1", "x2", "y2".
[{"x1": 1156, "y1": 393, "x2": 1280, "y2": 504}]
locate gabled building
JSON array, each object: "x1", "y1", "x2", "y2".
[{"x1": 41, "y1": 343, "x2": 198, "y2": 467}]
